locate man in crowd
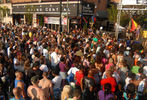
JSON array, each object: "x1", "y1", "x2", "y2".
[
  {"x1": 39, "y1": 72, "x2": 54, "y2": 100},
  {"x1": 10, "y1": 87, "x2": 24, "y2": 100},
  {"x1": 27, "y1": 75, "x2": 46, "y2": 100}
]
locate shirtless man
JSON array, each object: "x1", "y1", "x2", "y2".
[
  {"x1": 27, "y1": 75, "x2": 46, "y2": 100},
  {"x1": 39, "y1": 72, "x2": 54, "y2": 100},
  {"x1": 15, "y1": 71, "x2": 26, "y2": 98},
  {"x1": 10, "y1": 87, "x2": 24, "y2": 100}
]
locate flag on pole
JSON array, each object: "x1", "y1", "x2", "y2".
[
  {"x1": 131, "y1": 18, "x2": 138, "y2": 31},
  {"x1": 83, "y1": 17, "x2": 88, "y2": 24}
]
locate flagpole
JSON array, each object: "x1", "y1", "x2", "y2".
[{"x1": 115, "y1": 0, "x2": 122, "y2": 40}]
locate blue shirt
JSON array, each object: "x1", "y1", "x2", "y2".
[
  {"x1": 10, "y1": 97, "x2": 24, "y2": 100},
  {"x1": 14, "y1": 79, "x2": 24, "y2": 88}
]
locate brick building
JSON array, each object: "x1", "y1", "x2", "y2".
[{"x1": 0, "y1": 0, "x2": 110, "y2": 29}]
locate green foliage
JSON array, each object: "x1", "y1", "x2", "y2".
[
  {"x1": 40, "y1": 16, "x2": 44, "y2": 26},
  {"x1": 120, "y1": 12, "x2": 130, "y2": 27},
  {"x1": 107, "y1": 4, "x2": 118, "y2": 23},
  {"x1": 25, "y1": 5, "x2": 36, "y2": 25},
  {"x1": 25, "y1": 13, "x2": 33, "y2": 25},
  {"x1": 133, "y1": 14, "x2": 147, "y2": 26}
]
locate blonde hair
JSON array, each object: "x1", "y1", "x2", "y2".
[
  {"x1": 119, "y1": 57, "x2": 124, "y2": 63},
  {"x1": 61, "y1": 85, "x2": 71, "y2": 100}
]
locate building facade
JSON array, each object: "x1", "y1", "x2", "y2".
[
  {"x1": 0, "y1": 0, "x2": 13, "y2": 23},
  {"x1": 11, "y1": 0, "x2": 95, "y2": 30}
]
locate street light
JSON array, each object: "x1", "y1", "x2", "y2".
[
  {"x1": 59, "y1": 0, "x2": 62, "y2": 34},
  {"x1": 115, "y1": 0, "x2": 122, "y2": 40},
  {"x1": 67, "y1": 0, "x2": 69, "y2": 33}
]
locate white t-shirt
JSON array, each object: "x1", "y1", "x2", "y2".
[
  {"x1": 51, "y1": 52, "x2": 60, "y2": 67},
  {"x1": 125, "y1": 77, "x2": 131, "y2": 90},
  {"x1": 13, "y1": 58, "x2": 24, "y2": 72},
  {"x1": 30, "y1": 48, "x2": 34, "y2": 55},
  {"x1": 43, "y1": 48, "x2": 48, "y2": 59},
  {"x1": 52, "y1": 76, "x2": 62, "y2": 89},
  {"x1": 67, "y1": 67, "x2": 79, "y2": 75},
  {"x1": 40, "y1": 64, "x2": 48, "y2": 72},
  {"x1": 7, "y1": 47, "x2": 10, "y2": 57},
  {"x1": 138, "y1": 79, "x2": 145, "y2": 93}
]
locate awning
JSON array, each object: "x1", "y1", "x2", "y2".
[{"x1": 96, "y1": 10, "x2": 108, "y2": 19}]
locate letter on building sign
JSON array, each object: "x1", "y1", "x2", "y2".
[
  {"x1": 45, "y1": 8, "x2": 48, "y2": 11},
  {"x1": 52, "y1": 8, "x2": 55, "y2": 11},
  {"x1": 49, "y1": 8, "x2": 51, "y2": 11}
]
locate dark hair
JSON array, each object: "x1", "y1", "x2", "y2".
[
  {"x1": 138, "y1": 67, "x2": 143, "y2": 73},
  {"x1": 33, "y1": 61, "x2": 40, "y2": 68},
  {"x1": 128, "y1": 72, "x2": 136, "y2": 80},
  {"x1": 52, "y1": 69, "x2": 59, "y2": 75},
  {"x1": 126, "y1": 83, "x2": 136, "y2": 100},
  {"x1": 60, "y1": 57, "x2": 65, "y2": 62},
  {"x1": 137, "y1": 61, "x2": 141, "y2": 66},
  {"x1": 73, "y1": 88, "x2": 81, "y2": 98},
  {"x1": 104, "y1": 83, "x2": 112, "y2": 95}
]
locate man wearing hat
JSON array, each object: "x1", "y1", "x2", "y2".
[{"x1": 27, "y1": 75, "x2": 46, "y2": 100}]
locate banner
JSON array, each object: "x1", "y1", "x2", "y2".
[{"x1": 44, "y1": 17, "x2": 67, "y2": 25}]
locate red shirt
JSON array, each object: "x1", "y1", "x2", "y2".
[
  {"x1": 75, "y1": 71, "x2": 84, "y2": 86},
  {"x1": 101, "y1": 77, "x2": 117, "y2": 92}
]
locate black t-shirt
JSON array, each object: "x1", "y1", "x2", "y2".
[{"x1": 27, "y1": 68, "x2": 43, "y2": 84}]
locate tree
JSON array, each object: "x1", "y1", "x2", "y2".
[
  {"x1": 107, "y1": 4, "x2": 118, "y2": 23},
  {"x1": 120, "y1": 12, "x2": 130, "y2": 27},
  {"x1": 25, "y1": 5, "x2": 36, "y2": 25}
]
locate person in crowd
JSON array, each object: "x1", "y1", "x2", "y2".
[
  {"x1": 27, "y1": 75, "x2": 46, "y2": 100},
  {"x1": 51, "y1": 47, "x2": 61, "y2": 68},
  {"x1": 131, "y1": 61, "x2": 142, "y2": 74},
  {"x1": 81, "y1": 76, "x2": 95, "y2": 100},
  {"x1": 10, "y1": 87, "x2": 24, "y2": 100},
  {"x1": 39, "y1": 72, "x2": 54, "y2": 100},
  {"x1": 68, "y1": 88, "x2": 82, "y2": 100},
  {"x1": 52, "y1": 70, "x2": 62, "y2": 100},
  {"x1": 61, "y1": 85, "x2": 72, "y2": 100},
  {"x1": 123, "y1": 83, "x2": 139, "y2": 100},
  {"x1": 75, "y1": 65, "x2": 84, "y2": 87},
  {"x1": 27, "y1": 61, "x2": 43, "y2": 84},
  {"x1": 59, "y1": 57, "x2": 67, "y2": 86},
  {"x1": 101, "y1": 70, "x2": 117, "y2": 93},
  {"x1": 98, "y1": 83, "x2": 114, "y2": 100}
]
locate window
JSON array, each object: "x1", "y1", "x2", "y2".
[
  {"x1": 6, "y1": 0, "x2": 11, "y2": 3},
  {"x1": 0, "y1": 0, "x2": 3, "y2": 4},
  {"x1": 98, "y1": 0, "x2": 101, "y2": 3}
]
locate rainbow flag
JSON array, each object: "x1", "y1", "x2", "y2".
[
  {"x1": 131, "y1": 18, "x2": 138, "y2": 31},
  {"x1": 83, "y1": 17, "x2": 88, "y2": 24}
]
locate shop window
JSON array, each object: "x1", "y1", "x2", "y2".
[
  {"x1": 0, "y1": 0, "x2": 3, "y2": 4},
  {"x1": 6, "y1": 0, "x2": 11, "y2": 3}
]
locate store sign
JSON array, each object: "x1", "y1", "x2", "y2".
[
  {"x1": 12, "y1": 4, "x2": 78, "y2": 17},
  {"x1": 122, "y1": 0, "x2": 147, "y2": 5},
  {"x1": 44, "y1": 17, "x2": 67, "y2": 25},
  {"x1": 82, "y1": 3, "x2": 94, "y2": 16}
]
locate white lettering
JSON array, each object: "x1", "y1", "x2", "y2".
[{"x1": 45, "y1": 8, "x2": 48, "y2": 11}]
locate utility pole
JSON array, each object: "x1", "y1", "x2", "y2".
[
  {"x1": 67, "y1": 0, "x2": 69, "y2": 33},
  {"x1": 60, "y1": 0, "x2": 62, "y2": 34},
  {"x1": 115, "y1": 0, "x2": 122, "y2": 40}
]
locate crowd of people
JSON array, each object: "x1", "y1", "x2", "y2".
[{"x1": 0, "y1": 23, "x2": 146, "y2": 100}]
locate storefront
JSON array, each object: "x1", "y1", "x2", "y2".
[{"x1": 12, "y1": 1, "x2": 94, "y2": 30}]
